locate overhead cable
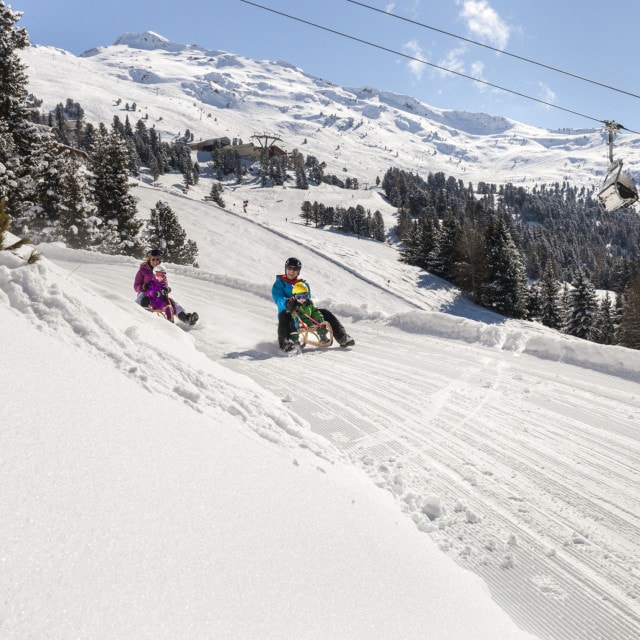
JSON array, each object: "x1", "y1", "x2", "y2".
[
  {"x1": 348, "y1": 0, "x2": 640, "y2": 102},
  {"x1": 239, "y1": 1, "x2": 639, "y2": 133}
]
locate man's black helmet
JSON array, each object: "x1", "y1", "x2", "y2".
[
  {"x1": 148, "y1": 248, "x2": 163, "y2": 257},
  {"x1": 285, "y1": 257, "x2": 302, "y2": 271}
]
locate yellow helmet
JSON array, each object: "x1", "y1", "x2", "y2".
[{"x1": 292, "y1": 282, "x2": 309, "y2": 297}]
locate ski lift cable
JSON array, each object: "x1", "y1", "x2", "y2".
[
  {"x1": 240, "y1": 1, "x2": 638, "y2": 132},
  {"x1": 348, "y1": 0, "x2": 640, "y2": 102}
]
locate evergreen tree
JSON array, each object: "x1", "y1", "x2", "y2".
[
  {"x1": 527, "y1": 281, "x2": 544, "y2": 322},
  {"x1": 28, "y1": 135, "x2": 67, "y2": 242},
  {"x1": 144, "y1": 200, "x2": 198, "y2": 266},
  {"x1": 395, "y1": 206, "x2": 413, "y2": 241},
  {"x1": 455, "y1": 219, "x2": 486, "y2": 304},
  {"x1": 539, "y1": 266, "x2": 564, "y2": 330},
  {"x1": 618, "y1": 273, "x2": 640, "y2": 349},
  {"x1": 372, "y1": 210, "x2": 385, "y2": 242},
  {"x1": 90, "y1": 128, "x2": 142, "y2": 255},
  {"x1": 300, "y1": 200, "x2": 312, "y2": 226},
  {"x1": 594, "y1": 292, "x2": 617, "y2": 345},
  {"x1": 57, "y1": 154, "x2": 95, "y2": 249},
  {"x1": 306, "y1": 155, "x2": 325, "y2": 184},
  {"x1": 295, "y1": 165, "x2": 309, "y2": 189},
  {"x1": 209, "y1": 181, "x2": 225, "y2": 207},
  {"x1": 414, "y1": 216, "x2": 438, "y2": 270},
  {"x1": 481, "y1": 216, "x2": 528, "y2": 318},
  {"x1": 53, "y1": 103, "x2": 71, "y2": 144},
  {"x1": 429, "y1": 212, "x2": 462, "y2": 283},
  {"x1": 400, "y1": 220, "x2": 421, "y2": 265},
  {"x1": 0, "y1": 3, "x2": 42, "y2": 225},
  {"x1": 565, "y1": 269, "x2": 599, "y2": 340}
]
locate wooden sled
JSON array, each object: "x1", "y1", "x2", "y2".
[
  {"x1": 149, "y1": 301, "x2": 175, "y2": 323},
  {"x1": 296, "y1": 319, "x2": 334, "y2": 348}
]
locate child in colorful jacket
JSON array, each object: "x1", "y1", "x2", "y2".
[
  {"x1": 288, "y1": 282, "x2": 330, "y2": 347},
  {"x1": 139, "y1": 263, "x2": 198, "y2": 325}
]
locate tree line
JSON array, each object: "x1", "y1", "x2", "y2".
[
  {"x1": 383, "y1": 167, "x2": 640, "y2": 348},
  {"x1": 299, "y1": 201, "x2": 385, "y2": 241}
]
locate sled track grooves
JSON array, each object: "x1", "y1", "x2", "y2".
[{"x1": 219, "y1": 327, "x2": 640, "y2": 640}]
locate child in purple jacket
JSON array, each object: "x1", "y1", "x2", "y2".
[{"x1": 137, "y1": 259, "x2": 198, "y2": 325}]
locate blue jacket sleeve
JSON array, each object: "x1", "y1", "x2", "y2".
[
  {"x1": 272, "y1": 277, "x2": 310, "y2": 315},
  {"x1": 272, "y1": 276, "x2": 290, "y2": 315}
]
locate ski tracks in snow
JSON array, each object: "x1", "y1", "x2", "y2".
[
  {"x1": 32, "y1": 250, "x2": 640, "y2": 640},
  {"x1": 220, "y1": 321, "x2": 640, "y2": 640}
]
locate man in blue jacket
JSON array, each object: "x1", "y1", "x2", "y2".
[{"x1": 272, "y1": 257, "x2": 355, "y2": 352}]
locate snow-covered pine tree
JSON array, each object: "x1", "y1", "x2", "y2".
[
  {"x1": 27, "y1": 135, "x2": 67, "y2": 242},
  {"x1": 527, "y1": 281, "x2": 544, "y2": 322},
  {"x1": 565, "y1": 268, "x2": 598, "y2": 340},
  {"x1": 209, "y1": 181, "x2": 225, "y2": 207},
  {"x1": 90, "y1": 127, "x2": 143, "y2": 256},
  {"x1": 372, "y1": 210, "x2": 385, "y2": 242},
  {"x1": 144, "y1": 200, "x2": 198, "y2": 266},
  {"x1": 305, "y1": 155, "x2": 325, "y2": 185},
  {"x1": 539, "y1": 265, "x2": 565, "y2": 330},
  {"x1": 0, "y1": 2, "x2": 43, "y2": 226},
  {"x1": 295, "y1": 166, "x2": 309, "y2": 190},
  {"x1": 57, "y1": 154, "x2": 96, "y2": 249},
  {"x1": 428, "y1": 211, "x2": 461, "y2": 283},
  {"x1": 455, "y1": 219, "x2": 487, "y2": 304},
  {"x1": 594, "y1": 292, "x2": 618, "y2": 345},
  {"x1": 400, "y1": 220, "x2": 421, "y2": 265},
  {"x1": 300, "y1": 200, "x2": 312, "y2": 226},
  {"x1": 481, "y1": 216, "x2": 528, "y2": 318},
  {"x1": 618, "y1": 271, "x2": 640, "y2": 349}
]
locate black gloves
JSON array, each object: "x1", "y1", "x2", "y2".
[
  {"x1": 161, "y1": 286, "x2": 170, "y2": 297},
  {"x1": 285, "y1": 297, "x2": 296, "y2": 312},
  {"x1": 141, "y1": 281, "x2": 149, "y2": 292}
]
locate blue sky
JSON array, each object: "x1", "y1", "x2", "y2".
[{"x1": 10, "y1": 0, "x2": 640, "y2": 132}]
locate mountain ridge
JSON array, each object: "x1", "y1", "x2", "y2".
[{"x1": 21, "y1": 31, "x2": 638, "y2": 196}]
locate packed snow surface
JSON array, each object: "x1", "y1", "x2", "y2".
[
  {"x1": 3, "y1": 30, "x2": 640, "y2": 640},
  {"x1": 2, "y1": 176, "x2": 640, "y2": 639}
]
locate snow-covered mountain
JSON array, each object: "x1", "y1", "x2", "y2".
[
  {"x1": 4, "y1": 31, "x2": 640, "y2": 640},
  {"x1": 20, "y1": 31, "x2": 640, "y2": 195}
]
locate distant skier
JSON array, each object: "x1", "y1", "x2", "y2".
[
  {"x1": 271, "y1": 256, "x2": 354, "y2": 352},
  {"x1": 134, "y1": 249, "x2": 198, "y2": 325}
]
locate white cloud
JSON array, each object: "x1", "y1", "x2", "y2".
[
  {"x1": 435, "y1": 45, "x2": 467, "y2": 78},
  {"x1": 537, "y1": 81, "x2": 557, "y2": 106},
  {"x1": 470, "y1": 60, "x2": 487, "y2": 89},
  {"x1": 457, "y1": 0, "x2": 510, "y2": 50},
  {"x1": 387, "y1": 0, "x2": 422, "y2": 14},
  {"x1": 404, "y1": 39, "x2": 427, "y2": 79}
]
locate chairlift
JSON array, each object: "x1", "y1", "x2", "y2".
[{"x1": 597, "y1": 120, "x2": 638, "y2": 212}]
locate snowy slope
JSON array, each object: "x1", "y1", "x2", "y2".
[
  {"x1": 3, "y1": 30, "x2": 640, "y2": 640},
  {"x1": 4, "y1": 173, "x2": 636, "y2": 640},
  {"x1": 3, "y1": 228, "x2": 547, "y2": 640}
]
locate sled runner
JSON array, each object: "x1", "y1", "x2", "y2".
[
  {"x1": 149, "y1": 300, "x2": 175, "y2": 323},
  {"x1": 293, "y1": 311, "x2": 334, "y2": 348}
]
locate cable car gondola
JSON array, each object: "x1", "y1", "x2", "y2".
[{"x1": 597, "y1": 120, "x2": 638, "y2": 212}]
